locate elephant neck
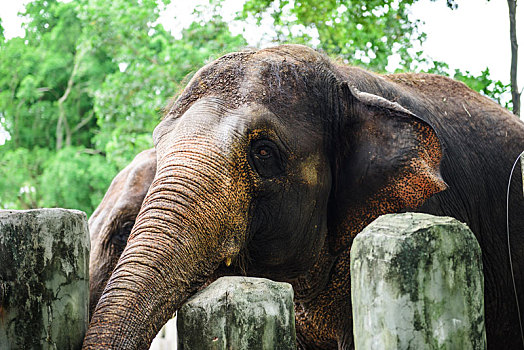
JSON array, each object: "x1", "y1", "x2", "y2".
[
  {"x1": 292, "y1": 243, "x2": 338, "y2": 302},
  {"x1": 294, "y1": 243, "x2": 353, "y2": 348},
  {"x1": 292, "y1": 189, "x2": 428, "y2": 347}
]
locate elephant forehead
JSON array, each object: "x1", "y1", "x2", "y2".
[
  {"x1": 162, "y1": 49, "x2": 331, "y2": 127},
  {"x1": 155, "y1": 98, "x2": 234, "y2": 146},
  {"x1": 156, "y1": 98, "x2": 249, "y2": 142},
  {"x1": 155, "y1": 100, "x2": 328, "y2": 182},
  {"x1": 154, "y1": 99, "x2": 286, "y2": 172}
]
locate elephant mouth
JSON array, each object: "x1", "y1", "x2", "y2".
[{"x1": 211, "y1": 240, "x2": 337, "y2": 303}]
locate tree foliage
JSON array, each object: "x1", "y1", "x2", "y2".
[
  {"x1": 0, "y1": 18, "x2": 5, "y2": 42},
  {"x1": 0, "y1": 0, "x2": 246, "y2": 215},
  {"x1": 238, "y1": 0, "x2": 424, "y2": 71},
  {"x1": 453, "y1": 68, "x2": 511, "y2": 109},
  {"x1": 235, "y1": 0, "x2": 511, "y2": 106}
]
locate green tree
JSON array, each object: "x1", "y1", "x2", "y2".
[
  {"x1": 0, "y1": 147, "x2": 50, "y2": 209},
  {"x1": 86, "y1": 8, "x2": 247, "y2": 168},
  {"x1": 0, "y1": 18, "x2": 4, "y2": 42},
  {"x1": 0, "y1": 0, "x2": 248, "y2": 215},
  {"x1": 453, "y1": 68, "x2": 511, "y2": 109},
  {"x1": 0, "y1": 0, "x2": 118, "y2": 215},
  {"x1": 237, "y1": 0, "x2": 425, "y2": 71},
  {"x1": 422, "y1": 61, "x2": 511, "y2": 108},
  {"x1": 0, "y1": 0, "x2": 114, "y2": 152},
  {"x1": 39, "y1": 147, "x2": 117, "y2": 212}
]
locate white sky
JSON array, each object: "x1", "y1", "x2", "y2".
[
  {"x1": 412, "y1": 0, "x2": 523, "y2": 86},
  {"x1": 0, "y1": 0, "x2": 522, "y2": 95}
]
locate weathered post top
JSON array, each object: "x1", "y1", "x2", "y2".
[
  {"x1": 177, "y1": 276, "x2": 296, "y2": 350},
  {"x1": 350, "y1": 213, "x2": 486, "y2": 350},
  {"x1": 0, "y1": 208, "x2": 90, "y2": 350}
]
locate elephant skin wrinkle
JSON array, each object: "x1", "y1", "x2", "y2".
[{"x1": 521, "y1": 157, "x2": 524, "y2": 196}]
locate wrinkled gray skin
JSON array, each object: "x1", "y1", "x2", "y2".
[{"x1": 88, "y1": 148, "x2": 156, "y2": 317}]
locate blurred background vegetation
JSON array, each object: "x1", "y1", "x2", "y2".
[{"x1": 0, "y1": 0, "x2": 513, "y2": 216}]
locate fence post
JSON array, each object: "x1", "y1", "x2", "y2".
[
  {"x1": 350, "y1": 213, "x2": 486, "y2": 349},
  {"x1": 177, "y1": 276, "x2": 296, "y2": 350},
  {"x1": 0, "y1": 209, "x2": 90, "y2": 350}
]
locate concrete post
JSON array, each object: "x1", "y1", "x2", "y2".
[
  {"x1": 351, "y1": 213, "x2": 486, "y2": 350},
  {"x1": 177, "y1": 276, "x2": 296, "y2": 350},
  {"x1": 0, "y1": 209, "x2": 90, "y2": 350}
]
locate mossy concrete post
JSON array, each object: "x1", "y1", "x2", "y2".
[
  {"x1": 0, "y1": 209, "x2": 90, "y2": 350},
  {"x1": 351, "y1": 213, "x2": 486, "y2": 350},
  {"x1": 177, "y1": 276, "x2": 296, "y2": 350}
]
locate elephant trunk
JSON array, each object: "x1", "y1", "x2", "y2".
[{"x1": 83, "y1": 139, "x2": 251, "y2": 349}]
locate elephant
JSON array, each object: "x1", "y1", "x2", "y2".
[
  {"x1": 84, "y1": 45, "x2": 524, "y2": 349},
  {"x1": 88, "y1": 148, "x2": 156, "y2": 318}
]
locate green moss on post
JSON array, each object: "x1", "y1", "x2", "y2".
[
  {"x1": 351, "y1": 213, "x2": 486, "y2": 350},
  {"x1": 0, "y1": 209, "x2": 90, "y2": 350},
  {"x1": 177, "y1": 276, "x2": 296, "y2": 350}
]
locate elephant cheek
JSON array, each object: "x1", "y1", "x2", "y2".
[
  {"x1": 88, "y1": 241, "x2": 123, "y2": 319},
  {"x1": 300, "y1": 154, "x2": 322, "y2": 185}
]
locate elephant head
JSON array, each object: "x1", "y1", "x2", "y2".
[
  {"x1": 84, "y1": 45, "x2": 445, "y2": 349},
  {"x1": 88, "y1": 148, "x2": 156, "y2": 318}
]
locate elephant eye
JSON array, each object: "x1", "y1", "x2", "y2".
[
  {"x1": 112, "y1": 220, "x2": 134, "y2": 247},
  {"x1": 256, "y1": 146, "x2": 272, "y2": 158},
  {"x1": 250, "y1": 139, "x2": 285, "y2": 178}
]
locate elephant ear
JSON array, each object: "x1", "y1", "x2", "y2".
[{"x1": 328, "y1": 83, "x2": 447, "y2": 255}]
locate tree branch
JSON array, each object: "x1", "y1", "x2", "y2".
[
  {"x1": 56, "y1": 44, "x2": 89, "y2": 150},
  {"x1": 72, "y1": 109, "x2": 94, "y2": 133}
]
